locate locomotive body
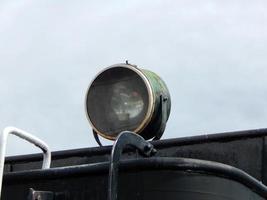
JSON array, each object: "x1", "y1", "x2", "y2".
[{"x1": 2, "y1": 128, "x2": 267, "y2": 199}]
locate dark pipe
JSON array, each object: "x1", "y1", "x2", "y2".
[{"x1": 108, "y1": 131, "x2": 156, "y2": 200}]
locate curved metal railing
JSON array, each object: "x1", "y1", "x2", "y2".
[{"x1": 0, "y1": 127, "x2": 51, "y2": 198}]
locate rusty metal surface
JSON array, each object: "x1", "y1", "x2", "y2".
[{"x1": 28, "y1": 188, "x2": 54, "y2": 200}]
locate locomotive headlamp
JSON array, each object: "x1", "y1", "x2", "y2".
[{"x1": 85, "y1": 63, "x2": 171, "y2": 144}]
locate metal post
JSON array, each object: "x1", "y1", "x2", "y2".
[{"x1": 108, "y1": 131, "x2": 156, "y2": 200}]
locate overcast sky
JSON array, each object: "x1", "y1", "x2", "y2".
[{"x1": 1, "y1": 0, "x2": 267, "y2": 155}]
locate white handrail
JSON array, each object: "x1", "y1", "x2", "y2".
[{"x1": 0, "y1": 127, "x2": 51, "y2": 198}]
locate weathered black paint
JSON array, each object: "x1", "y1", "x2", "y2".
[
  {"x1": 5, "y1": 129, "x2": 267, "y2": 181},
  {"x1": 2, "y1": 158, "x2": 267, "y2": 199},
  {"x1": 3, "y1": 128, "x2": 267, "y2": 199}
]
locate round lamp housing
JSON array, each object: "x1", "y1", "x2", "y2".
[{"x1": 85, "y1": 63, "x2": 171, "y2": 141}]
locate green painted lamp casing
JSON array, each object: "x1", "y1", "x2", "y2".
[{"x1": 138, "y1": 68, "x2": 171, "y2": 140}]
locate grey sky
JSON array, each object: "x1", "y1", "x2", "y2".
[{"x1": 1, "y1": 0, "x2": 267, "y2": 155}]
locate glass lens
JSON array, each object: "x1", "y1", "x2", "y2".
[
  {"x1": 86, "y1": 67, "x2": 149, "y2": 138},
  {"x1": 111, "y1": 83, "x2": 144, "y2": 121}
]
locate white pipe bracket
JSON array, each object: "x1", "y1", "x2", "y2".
[{"x1": 0, "y1": 126, "x2": 51, "y2": 198}]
